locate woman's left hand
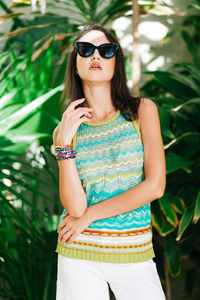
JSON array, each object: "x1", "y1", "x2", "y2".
[{"x1": 57, "y1": 210, "x2": 92, "y2": 244}]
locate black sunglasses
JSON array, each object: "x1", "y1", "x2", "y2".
[{"x1": 75, "y1": 41, "x2": 119, "y2": 59}]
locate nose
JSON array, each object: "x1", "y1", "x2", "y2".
[{"x1": 91, "y1": 48, "x2": 100, "y2": 60}]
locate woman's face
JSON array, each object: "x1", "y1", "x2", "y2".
[{"x1": 76, "y1": 30, "x2": 116, "y2": 84}]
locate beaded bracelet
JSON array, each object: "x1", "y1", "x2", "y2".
[{"x1": 54, "y1": 144, "x2": 76, "y2": 160}]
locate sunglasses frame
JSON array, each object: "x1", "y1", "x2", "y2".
[{"x1": 75, "y1": 41, "x2": 119, "y2": 59}]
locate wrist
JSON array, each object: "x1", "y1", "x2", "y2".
[
  {"x1": 54, "y1": 143, "x2": 75, "y2": 161},
  {"x1": 84, "y1": 205, "x2": 98, "y2": 223},
  {"x1": 55, "y1": 141, "x2": 73, "y2": 147}
]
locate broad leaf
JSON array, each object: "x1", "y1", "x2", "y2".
[
  {"x1": 165, "y1": 231, "x2": 181, "y2": 277},
  {"x1": 0, "y1": 84, "x2": 64, "y2": 135},
  {"x1": 177, "y1": 205, "x2": 194, "y2": 241},
  {"x1": 166, "y1": 153, "x2": 193, "y2": 174},
  {"x1": 159, "y1": 195, "x2": 178, "y2": 226},
  {"x1": 193, "y1": 190, "x2": 200, "y2": 224}
]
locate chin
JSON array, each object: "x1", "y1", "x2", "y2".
[{"x1": 81, "y1": 75, "x2": 114, "y2": 83}]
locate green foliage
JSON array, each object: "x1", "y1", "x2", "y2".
[
  {"x1": 177, "y1": 204, "x2": 194, "y2": 241},
  {"x1": 142, "y1": 29, "x2": 200, "y2": 286},
  {"x1": 0, "y1": 38, "x2": 66, "y2": 298},
  {"x1": 1, "y1": 0, "x2": 200, "y2": 299},
  {"x1": 193, "y1": 190, "x2": 200, "y2": 223},
  {"x1": 165, "y1": 231, "x2": 181, "y2": 277}
]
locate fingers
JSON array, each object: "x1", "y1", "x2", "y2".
[
  {"x1": 67, "y1": 98, "x2": 85, "y2": 112},
  {"x1": 58, "y1": 222, "x2": 71, "y2": 243},
  {"x1": 59, "y1": 223, "x2": 70, "y2": 236},
  {"x1": 57, "y1": 212, "x2": 70, "y2": 232},
  {"x1": 61, "y1": 101, "x2": 93, "y2": 122},
  {"x1": 71, "y1": 107, "x2": 93, "y2": 119},
  {"x1": 57, "y1": 217, "x2": 74, "y2": 244},
  {"x1": 57, "y1": 220, "x2": 67, "y2": 232},
  {"x1": 54, "y1": 98, "x2": 94, "y2": 147},
  {"x1": 59, "y1": 231, "x2": 73, "y2": 244}
]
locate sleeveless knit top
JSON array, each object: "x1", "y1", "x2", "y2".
[{"x1": 55, "y1": 109, "x2": 155, "y2": 263}]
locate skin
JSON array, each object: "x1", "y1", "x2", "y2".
[
  {"x1": 57, "y1": 30, "x2": 166, "y2": 244},
  {"x1": 76, "y1": 30, "x2": 118, "y2": 121}
]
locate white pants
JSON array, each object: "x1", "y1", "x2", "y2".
[{"x1": 56, "y1": 254, "x2": 166, "y2": 300}]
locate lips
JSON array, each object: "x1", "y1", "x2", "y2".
[{"x1": 89, "y1": 62, "x2": 102, "y2": 70}]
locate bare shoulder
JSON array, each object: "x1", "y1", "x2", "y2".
[
  {"x1": 139, "y1": 97, "x2": 158, "y2": 115},
  {"x1": 137, "y1": 97, "x2": 159, "y2": 131}
]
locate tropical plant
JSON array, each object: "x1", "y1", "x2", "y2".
[
  {"x1": 140, "y1": 27, "x2": 200, "y2": 299},
  {"x1": 0, "y1": 0, "x2": 186, "y2": 102},
  {"x1": 1, "y1": 0, "x2": 200, "y2": 299},
  {"x1": 0, "y1": 39, "x2": 65, "y2": 299}
]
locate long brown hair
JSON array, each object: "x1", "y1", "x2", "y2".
[{"x1": 59, "y1": 23, "x2": 141, "y2": 121}]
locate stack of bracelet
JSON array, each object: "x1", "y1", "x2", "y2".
[{"x1": 55, "y1": 144, "x2": 76, "y2": 160}]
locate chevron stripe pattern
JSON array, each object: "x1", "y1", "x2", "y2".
[{"x1": 55, "y1": 110, "x2": 155, "y2": 263}]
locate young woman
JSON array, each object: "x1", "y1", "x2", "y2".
[{"x1": 53, "y1": 23, "x2": 166, "y2": 300}]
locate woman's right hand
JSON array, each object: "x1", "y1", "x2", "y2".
[{"x1": 53, "y1": 98, "x2": 93, "y2": 146}]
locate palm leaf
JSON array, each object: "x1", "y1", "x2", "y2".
[{"x1": 0, "y1": 84, "x2": 64, "y2": 135}]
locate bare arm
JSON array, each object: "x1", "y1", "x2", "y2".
[
  {"x1": 53, "y1": 98, "x2": 93, "y2": 218},
  {"x1": 53, "y1": 128, "x2": 87, "y2": 218},
  {"x1": 85, "y1": 98, "x2": 166, "y2": 222}
]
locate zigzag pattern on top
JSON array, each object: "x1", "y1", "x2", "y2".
[
  {"x1": 56, "y1": 111, "x2": 155, "y2": 263},
  {"x1": 70, "y1": 113, "x2": 150, "y2": 230}
]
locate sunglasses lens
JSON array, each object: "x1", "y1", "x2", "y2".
[
  {"x1": 100, "y1": 44, "x2": 118, "y2": 58},
  {"x1": 77, "y1": 42, "x2": 94, "y2": 57},
  {"x1": 76, "y1": 42, "x2": 118, "y2": 58}
]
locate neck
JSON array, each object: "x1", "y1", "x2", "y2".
[{"x1": 82, "y1": 81, "x2": 116, "y2": 119}]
